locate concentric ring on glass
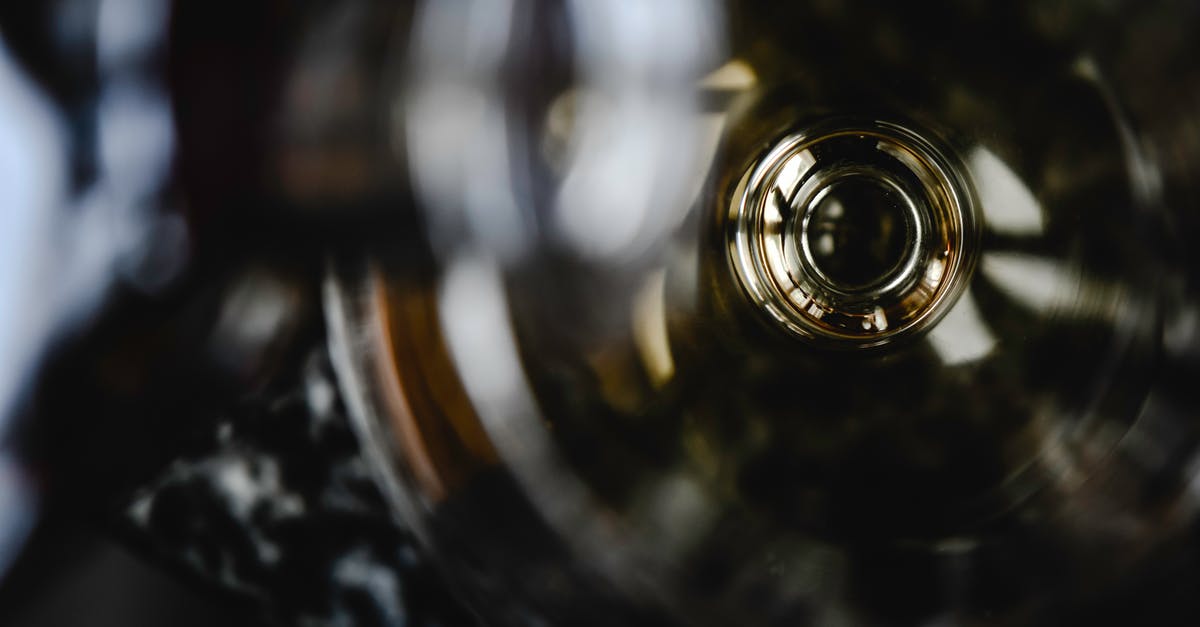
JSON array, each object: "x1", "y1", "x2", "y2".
[{"x1": 726, "y1": 119, "x2": 978, "y2": 348}]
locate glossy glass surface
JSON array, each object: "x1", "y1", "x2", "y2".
[
  {"x1": 726, "y1": 118, "x2": 977, "y2": 347},
  {"x1": 326, "y1": 1, "x2": 1200, "y2": 625}
]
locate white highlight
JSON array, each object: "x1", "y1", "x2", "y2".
[
  {"x1": 0, "y1": 35, "x2": 70, "y2": 437},
  {"x1": 981, "y1": 252, "x2": 1075, "y2": 314},
  {"x1": 438, "y1": 257, "x2": 532, "y2": 425},
  {"x1": 698, "y1": 59, "x2": 757, "y2": 91},
  {"x1": 968, "y1": 146, "x2": 1043, "y2": 236},
  {"x1": 632, "y1": 270, "x2": 675, "y2": 387},
  {"x1": 928, "y1": 289, "x2": 998, "y2": 365}
]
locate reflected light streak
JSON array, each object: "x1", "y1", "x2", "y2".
[
  {"x1": 407, "y1": 0, "x2": 531, "y2": 263},
  {"x1": 0, "y1": 34, "x2": 69, "y2": 439},
  {"x1": 967, "y1": 146, "x2": 1044, "y2": 236},
  {"x1": 436, "y1": 256, "x2": 632, "y2": 580},
  {"x1": 927, "y1": 289, "x2": 998, "y2": 365},
  {"x1": 556, "y1": 98, "x2": 662, "y2": 258},
  {"x1": 555, "y1": 0, "x2": 720, "y2": 261},
  {"x1": 698, "y1": 59, "x2": 757, "y2": 91},
  {"x1": 632, "y1": 270, "x2": 675, "y2": 387},
  {"x1": 774, "y1": 149, "x2": 816, "y2": 200},
  {"x1": 438, "y1": 257, "x2": 531, "y2": 424},
  {"x1": 981, "y1": 252, "x2": 1076, "y2": 314}
]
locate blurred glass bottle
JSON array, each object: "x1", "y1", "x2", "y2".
[
  {"x1": 320, "y1": 0, "x2": 1200, "y2": 625},
  {"x1": 7, "y1": 0, "x2": 1199, "y2": 625},
  {"x1": 328, "y1": 1, "x2": 1200, "y2": 625}
]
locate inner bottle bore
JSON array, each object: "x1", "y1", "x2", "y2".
[{"x1": 801, "y1": 174, "x2": 917, "y2": 292}]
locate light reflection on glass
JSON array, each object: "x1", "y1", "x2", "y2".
[
  {"x1": 980, "y1": 251, "x2": 1077, "y2": 315},
  {"x1": 926, "y1": 289, "x2": 997, "y2": 365},
  {"x1": 326, "y1": 2, "x2": 1200, "y2": 625},
  {"x1": 967, "y1": 146, "x2": 1044, "y2": 236}
]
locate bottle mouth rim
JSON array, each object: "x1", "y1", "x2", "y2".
[{"x1": 725, "y1": 117, "x2": 980, "y2": 348}]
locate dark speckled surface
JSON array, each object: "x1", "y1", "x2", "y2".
[{"x1": 120, "y1": 347, "x2": 477, "y2": 627}]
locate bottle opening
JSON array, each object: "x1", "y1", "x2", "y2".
[{"x1": 727, "y1": 119, "x2": 978, "y2": 347}]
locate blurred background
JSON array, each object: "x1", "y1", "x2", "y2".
[{"x1": 1, "y1": 1, "x2": 1199, "y2": 626}]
